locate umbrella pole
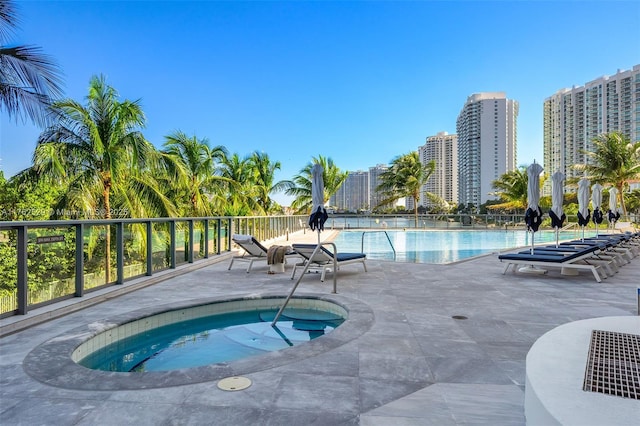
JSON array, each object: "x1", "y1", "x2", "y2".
[
  {"x1": 595, "y1": 223, "x2": 599, "y2": 237},
  {"x1": 530, "y1": 230, "x2": 535, "y2": 255},
  {"x1": 555, "y1": 227, "x2": 559, "y2": 248}
]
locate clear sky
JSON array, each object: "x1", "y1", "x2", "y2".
[{"x1": 1, "y1": 0, "x2": 639, "y2": 206}]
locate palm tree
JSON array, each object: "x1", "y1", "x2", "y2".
[
  {"x1": 575, "y1": 132, "x2": 640, "y2": 216},
  {"x1": 375, "y1": 152, "x2": 435, "y2": 226},
  {"x1": 218, "y1": 153, "x2": 259, "y2": 216},
  {"x1": 0, "y1": 0, "x2": 64, "y2": 126},
  {"x1": 286, "y1": 155, "x2": 348, "y2": 214},
  {"x1": 32, "y1": 74, "x2": 174, "y2": 282},
  {"x1": 160, "y1": 131, "x2": 228, "y2": 217},
  {"x1": 248, "y1": 151, "x2": 293, "y2": 214},
  {"x1": 625, "y1": 189, "x2": 640, "y2": 216},
  {"x1": 488, "y1": 166, "x2": 529, "y2": 213}
]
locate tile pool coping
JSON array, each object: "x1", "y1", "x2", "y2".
[{"x1": 22, "y1": 292, "x2": 374, "y2": 390}]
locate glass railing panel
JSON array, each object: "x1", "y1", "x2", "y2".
[
  {"x1": 206, "y1": 220, "x2": 217, "y2": 255},
  {"x1": 192, "y1": 220, "x2": 205, "y2": 261},
  {"x1": 151, "y1": 222, "x2": 170, "y2": 272},
  {"x1": 122, "y1": 222, "x2": 146, "y2": 280},
  {"x1": 0, "y1": 229, "x2": 17, "y2": 315},
  {"x1": 83, "y1": 224, "x2": 116, "y2": 290},
  {"x1": 175, "y1": 221, "x2": 189, "y2": 266},
  {"x1": 28, "y1": 226, "x2": 76, "y2": 306},
  {"x1": 221, "y1": 219, "x2": 230, "y2": 251}
]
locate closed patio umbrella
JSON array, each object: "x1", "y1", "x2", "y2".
[
  {"x1": 525, "y1": 162, "x2": 544, "y2": 254},
  {"x1": 308, "y1": 163, "x2": 328, "y2": 233},
  {"x1": 577, "y1": 178, "x2": 591, "y2": 241},
  {"x1": 549, "y1": 170, "x2": 566, "y2": 247},
  {"x1": 608, "y1": 187, "x2": 621, "y2": 229},
  {"x1": 591, "y1": 183, "x2": 603, "y2": 236}
]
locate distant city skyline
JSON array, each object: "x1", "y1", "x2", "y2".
[{"x1": 1, "y1": 1, "x2": 638, "y2": 206}]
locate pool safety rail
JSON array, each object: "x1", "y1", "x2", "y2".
[
  {"x1": 0, "y1": 215, "x2": 307, "y2": 318},
  {"x1": 361, "y1": 231, "x2": 396, "y2": 260},
  {"x1": 272, "y1": 242, "x2": 338, "y2": 327}
]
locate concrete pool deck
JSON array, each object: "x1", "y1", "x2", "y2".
[{"x1": 1, "y1": 229, "x2": 638, "y2": 425}]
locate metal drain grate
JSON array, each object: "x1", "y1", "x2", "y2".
[{"x1": 583, "y1": 330, "x2": 640, "y2": 400}]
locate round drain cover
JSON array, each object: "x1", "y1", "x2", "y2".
[
  {"x1": 452, "y1": 315, "x2": 468, "y2": 320},
  {"x1": 217, "y1": 376, "x2": 252, "y2": 391}
]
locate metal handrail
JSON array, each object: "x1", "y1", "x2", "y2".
[
  {"x1": 271, "y1": 241, "x2": 338, "y2": 326},
  {"x1": 560, "y1": 223, "x2": 579, "y2": 232},
  {"x1": 361, "y1": 230, "x2": 396, "y2": 260}
]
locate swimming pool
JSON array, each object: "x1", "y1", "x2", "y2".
[{"x1": 332, "y1": 230, "x2": 596, "y2": 264}]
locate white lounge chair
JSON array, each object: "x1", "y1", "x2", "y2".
[
  {"x1": 498, "y1": 247, "x2": 605, "y2": 282},
  {"x1": 291, "y1": 243, "x2": 367, "y2": 282}
]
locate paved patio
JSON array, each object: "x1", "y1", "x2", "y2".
[{"x1": 1, "y1": 230, "x2": 638, "y2": 425}]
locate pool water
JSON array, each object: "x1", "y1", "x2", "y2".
[
  {"x1": 332, "y1": 230, "x2": 596, "y2": 264},
  {"x1": 79, "y1": 308, "x2": 344, "y2": 372}
]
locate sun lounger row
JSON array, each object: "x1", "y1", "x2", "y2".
[{"x1": 498, "y1": 232, "x2": 639, "y2": 283}]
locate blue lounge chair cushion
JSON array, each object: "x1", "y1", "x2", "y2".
[{"x1": 499, "y1": 251, "x2": 584, "y2": 263}]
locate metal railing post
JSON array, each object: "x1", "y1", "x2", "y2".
[
  {"x1": 170, "y1": 221, "x2": 176, "y2": 269},
  {"x1": 204, "y1": 220, "x2": 210, "y2": 258},
  {"x1": 75, "y1": 223, "x2": 84, "y2": 296},
  {"x1": 188, "y1": 220, "x2": 194, "y2": 263},
  {"x1": 146, "y1": 221, "x2": 153, "y2": 276},
  {"x1": 215, "y1": 219, "x2": 221, "y2": 255},
  {"x1": 116, "y1": 222, "x2": 124, "y2": 284},
  {"x1": 16, "y1": 225, "x2": 28, "y2": 315}
]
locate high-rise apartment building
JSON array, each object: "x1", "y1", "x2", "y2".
[
  {"x1": 330, "y1": 170, "x2": 369, "y2": 212},
  {"x1": 368, "y1": 164, "x2": 389, "y2": 211},
  {"x1": 543, "y1": 64, "x2": 640, "y2": 193},
  {"x1": 456, "y1": 92, "x2": 518, "y2": 209},
  {"x1": 419, "y1": 131, "x2": 458, "y2": 209}
]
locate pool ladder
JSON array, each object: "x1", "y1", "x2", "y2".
[
  {"x1": 361, "y1": 230, "x2": 396, "y2": 260},
  {"x1": 272, "y1": 241, "x2": 338, "y2": 327}
]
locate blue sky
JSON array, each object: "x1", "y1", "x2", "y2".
[{"x1": 1, "y1": 0, "x2": 639, "y2": 206}]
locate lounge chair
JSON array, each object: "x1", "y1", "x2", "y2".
[
  {"x1": 498, "y1": 247, "x2": 606, "y2": 282},
  {"x1": 516, "y1": 245, "x2": 617, "y2": 277},
  {"x1": 228, "y1": 234, "x2": 295, "y2": 273},
  {"x1": 290, "y1": 243, "x2": 367, "y2": 282}
]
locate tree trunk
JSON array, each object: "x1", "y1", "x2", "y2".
[{"x1": 617, "y1": 182, "x2": 628, "y2": 217}]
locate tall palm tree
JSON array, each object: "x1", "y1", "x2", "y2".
[
  {"x1": 286, "y1": 155, "x2": 348, "y2": 214},
  {"x1": 376, "y1": 152, "x2": 435, "y2": 226},
  {"x1": 218, "y1": 153, "x2": 259, "y2": 216},
  {"x1": 575, "y1": 132, "x2": 640, "y2": 215},
  {"x1": 160, "y1": 131, "x2": 228, "y2": 217},
  {"x1": 32, "y1": 74, "x2": 174, "y2": 282},
  {"x1": 248, "y1": 151, "x2": 293, "y2": 214},
  {"x1": 0, "y1": 0, "x2": 64, "y2": 126},
  {"x1": 488, "y1": 166, "x2": 529, "y2": 213}
]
